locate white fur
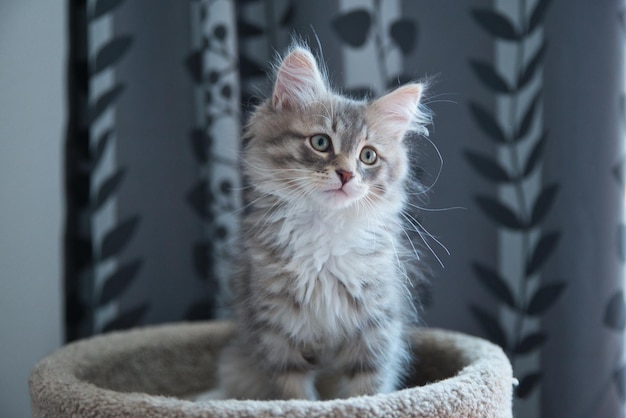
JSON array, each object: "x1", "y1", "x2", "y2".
[{"x1": 276, "y1": 203, "x2": 402, "y2": 342}]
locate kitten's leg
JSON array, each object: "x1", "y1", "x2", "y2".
[
  {"x1": 272, "y1": 371, "x2": 318, "y2": 400},
  {"x1": 256, "y1": 328, "x2": 319, "y2": 400},
  {"x1": 218, "y1": 338, "x2": 273, "y2": 400},
  {"x1": 335, "y1": 320, "x2": 408, "y2": 398},
  {"x1": 219, "y1": 331, "x2": 318, "y2": 400}
]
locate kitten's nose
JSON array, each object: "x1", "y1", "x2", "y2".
[{"x1": 336, "y1": 169, "x2": 354, "y2": 185}]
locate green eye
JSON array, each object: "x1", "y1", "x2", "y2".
[
  {"x1": 360, "y1": 146, "x2": 378, "y2": 165},
  {"x1": 310, "y1": 134, "x2": 331, "y2": 152}
]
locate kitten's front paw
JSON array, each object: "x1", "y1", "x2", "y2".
[
  {"x1": 338, "y1": 371, "x2": 390, "y2": 398},
  {"x1": 273, "y1": 372, "x2": 318, "y2": 400}
]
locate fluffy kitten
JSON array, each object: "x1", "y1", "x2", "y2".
[{"x1": 218, "y1": 45, "x2": 431, "y2": 400}]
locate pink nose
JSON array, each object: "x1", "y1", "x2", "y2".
[{"x1": 336, "y1": 169, "x2": 354, "y2": 185}]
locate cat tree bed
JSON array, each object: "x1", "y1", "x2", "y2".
[{"x1": 29, "y1": 320, "x2": 514, "y2": 417}]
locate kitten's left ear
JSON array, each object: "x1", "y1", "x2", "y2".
[
  {"x1": 272, "y1": 47, "x2": 327, "y2": 111},
  {"x1": 368, "y1": 83, "x2": 429, "y2": 140}
]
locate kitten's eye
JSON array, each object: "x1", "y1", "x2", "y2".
[
  {"x1": 310, "y1": 134, "x2": 331, "y2": 152},
  {"x1": 360, "y1": 146, "x2": 378, "y2": 165}
]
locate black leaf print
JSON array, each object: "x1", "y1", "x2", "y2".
[
  {"x1": 604, "y1": 291, "x2": 626, "y2": 331},
  {"x1": 526, "y1": 283, "x2": 566, "y2": 315},
  {"x1": 92, "y1": 36, "x2": 133, "y2": 76},
  {"x1": 93, "y1": 168, "x2": 126, "y2": 212},
  {"x1": 185, "y1": 50, "x2": 204, "y2": 84},
  {"x1": 219, "y1": 180, "x2": 232, "y2": 195},
  {"x1": 389, "y1": 19, "x2": 418, "y2": 54},
  {"x1": 464, "y1": 150, "x2": 513, "y2": 183},
  {"x1": 468, "y1": 101, "x2": 508, "y2": 143},
  {"x1": 471, "y1": 263, "x2": 517, "y2": 309},
  {"x1": 475, "y1": 195, "x2": 526, "y2": 230},
  {"x1": 517, "y1": 41, "x2": 547, "y2": 90},
  {"x1": 220, "y1": 84, "x2": 233, "y2": 99},
  {"x1": 529, "y1": 183, "x2": 559, "y2": 227},
  {"x1": 92, "y1": 128, "x2": 114, "y2": 170},
  {"x1": 187, "y1": 180, "x2": 213, "y2": 220},
  {"x1": 215, "y1": 225, "x2": 228, "y2": 240},
  {"x1": 280, "y1": 1, "x2": 295, "y2": 26},
  {"x1": 99, "y1": 216, "x2": 140, "y2": 261},
  {"x1": 190, "y1": 129, "x2": 212, "y2": 164},
  {"x1": 99, "y1": 260, "x2": 143, "y2": 305},
  {"x1": 469, "y1": 60, "x2": 513, "y2": 93},
  {"x1": 516, "y1": 89, "x2": 542, "y2": 140},
  {"x1": 88, "y1": 84, "x2": 126, "y2": 125},
  {"x1": 472, "y1": 9, "x2": 519, "y2": 40},
  {"x1": 332, "y1": 9, "x2": 372, "y2": 47},
  {"x1": 514, "y1": 332, "x2": 547, "y2": 355},
  {"x1": 213, "y1": 24, "x2": 227, "y2": 40},
  {"x1": 525, "y1": 231, "x2": 561, "y2": 277},
  {"x1": 528, "y1": 0, "x2": 553, "y2": 34},
  {"x1": 522, "y1": 132, "x2": 547, "y2": 177},
  {"x1": 516, "y1": 372, "x2": 542, "y2": 398},
  {"x1": 470, "y1": 305, "x2": 509, "y2": 350}
]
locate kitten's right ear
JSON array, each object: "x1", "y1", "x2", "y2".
[{"x1": 272, "y1": 47, "x2": 327, "y2": 111}]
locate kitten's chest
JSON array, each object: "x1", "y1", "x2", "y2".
[
  {"x1": 275, "y1": 214, "x2": 395, "y2": 338},
  {"x1": 282, "y1": 214, "x2": 382, "y2": 282}
]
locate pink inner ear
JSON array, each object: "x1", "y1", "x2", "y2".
[
  {"x1": 378, "y1": 84, "x2": 422, "y2": 126},
  {"x1": 272, "y1": 48, "x2": 326, "y2": 110},
  {"x1": 369, "y1": 84, "x2": 424, "y2": 140}
]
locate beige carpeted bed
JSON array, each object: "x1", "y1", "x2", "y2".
[{"x1": 29, "y1": 320, "x2": 514, "y2": 417}]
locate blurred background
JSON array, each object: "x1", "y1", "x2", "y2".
[{"x1": 1, "y1": 0, "x2": 625, "y2": 417}]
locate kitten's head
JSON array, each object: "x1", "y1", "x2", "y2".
[{"x1": 243, "y1": 45, "x2": 430, "y2": 214}]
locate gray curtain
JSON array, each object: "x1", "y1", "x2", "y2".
[{"x1": 64, "y1": 0, "x2": 625, "y2": 416}]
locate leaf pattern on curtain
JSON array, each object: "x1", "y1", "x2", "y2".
[
  {"x1": 236, "y1": 0, "x2": 296, "y2": 116},
  {"x1": 88, "y1": 0, "x2": 146, "y2": 334},
  {"x1": 331, "y1": 0, "x2": 418, "y2": 98},
  {"x1": 185, "y1": 0, "x2": 241, "y2": 319},
  {"x1": 464, "y1": 0, "x2": 563, "y2": 403}
]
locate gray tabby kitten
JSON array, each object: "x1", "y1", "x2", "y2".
[{"x1": 218, "y1": 45, "x2": 430, "y2": 400}]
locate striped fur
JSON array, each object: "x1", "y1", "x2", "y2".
[{"x1": 218, "y1": 45, "x2": 430, "y2": 400}]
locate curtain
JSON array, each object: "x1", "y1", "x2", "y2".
[{"x1": 64, "y1": 0, "x2": 625, "y2": 416}]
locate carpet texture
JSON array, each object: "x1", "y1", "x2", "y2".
[{"x1": 29, "y1": 321, "x2": 514, "y2": 417}]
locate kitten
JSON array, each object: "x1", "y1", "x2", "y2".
[{"x1": 217, "y1": 44, "x2": 431, "y2": 400}]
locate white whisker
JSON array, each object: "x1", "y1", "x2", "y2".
[
  {"x1": 404, "y1": 201, "x2": 467, "y2": 213},
  {"x1": 400, "y1": 212, "x2": 446, "y2": 268},
  {"x1": 416, "y1": 135, "x2": 444, "y2": 196}
]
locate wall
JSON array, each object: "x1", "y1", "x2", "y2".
[{"x1": 0, "y1": 1, "x2": 65, "y2": 416}]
